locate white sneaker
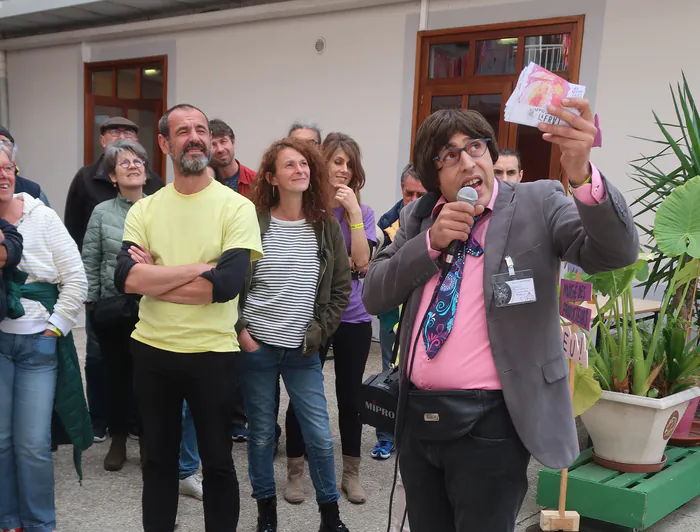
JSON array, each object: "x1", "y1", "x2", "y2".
[{"x1": 179, "y1": 473, "x2": 203, "y2": 500}]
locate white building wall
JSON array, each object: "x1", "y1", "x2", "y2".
[
  {"x1": 4, "y1": 0, "x2": 700, "y2": 224},
  {"x1": 7, "y1": 44, "x2": 82, "y2": 216},
  {"x1": 594, "y1": 0, "x2": 700, "y2": 229},
  {"x1": 176, "y1": 2, "x2": 412, "y2": 219}
]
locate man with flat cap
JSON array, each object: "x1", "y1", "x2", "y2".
[
  {"x1": 65, "y1": 117, "x2": 164, "y2": 250},
  {"x1": 65, "y1": 116, "x2": 164, "y2": 442}
]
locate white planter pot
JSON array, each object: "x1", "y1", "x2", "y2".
[{"x1": 581, "y1": 387, "x2": 700, "y2": 471}]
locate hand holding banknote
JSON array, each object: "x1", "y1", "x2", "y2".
[{"x1": 539, "y1": 98, "x2": 597, "y2": 186}]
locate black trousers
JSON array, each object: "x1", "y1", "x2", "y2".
[
  {"x1": 94, "y1": 316, "x2": 139, "y2": 436},
  {"x1": 286, "y1": 321, "x2": 372, "y2": 458},
  {"x1": 131, "y1": 340, "x2": 240, "y2": 532},
  {"x1": 399, "y1": 399, "x2": 530, "y2": 532}
]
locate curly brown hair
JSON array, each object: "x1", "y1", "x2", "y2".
[
  {"x1": 322, "y1": 132, "x2": 366, "y2": 202},
  {"x1": 252, "y1": 137, "x2": 331, "y2": 223}
]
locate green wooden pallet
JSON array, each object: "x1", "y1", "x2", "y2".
[{"x1": 537, "y1": 447, "x2": 700, "y2": 529}]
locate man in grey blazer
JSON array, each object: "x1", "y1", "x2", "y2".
[{"x1": 362, "y1": 100, "x2": 638, "y2": 532}]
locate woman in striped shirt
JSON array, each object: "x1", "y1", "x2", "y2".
[
  {"x1": 0, "y1": 144, "x2": 88, "y2": 532},
  {"x1": 236, "y1": 137, "x2": 351, "y2": 532}
]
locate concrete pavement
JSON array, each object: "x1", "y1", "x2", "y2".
[{"x1": 51, "y1": 328, "x2": 700, "y2": 531}]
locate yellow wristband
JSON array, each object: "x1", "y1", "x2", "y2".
[
  {"x1": 350, "y1": 223, "x2": 365, "y2": 230},
  {"x1": 48, "y1": 325, "x2": 62, "y2": 337},
  {"x1": 570, "y1": 174, "x2": 592, "y2": 189}
]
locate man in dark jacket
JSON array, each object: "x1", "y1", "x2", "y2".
[
  {"x1": 0, "y1": 127, "x2": 51, "y2": 207},
  {"x1": 65, "y1": 116, "x2": 164, "y2": 441},
  {"x1": 0, "y1": 218, "x2": 22, "y2": 321},
  {"x1": 64, "y1": 117, "x2": 164, "y2": 251},
  {"x1": 372, "y1": 164, "x2": 426, "y2": 460}
]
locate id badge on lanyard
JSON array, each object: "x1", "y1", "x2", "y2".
[{"x1": 492, "y1": 256, "x2": 537, "y2": 307}]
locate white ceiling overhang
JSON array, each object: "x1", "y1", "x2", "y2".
[{"x1": 0, "y1": 0, "x2": 288, "y2": 39}]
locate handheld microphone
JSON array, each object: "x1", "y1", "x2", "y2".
[{"x1": 444, "y1": 186, "x2": 479, "y2": 269}]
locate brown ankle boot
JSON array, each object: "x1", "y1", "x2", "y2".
[
  {"x1": 284, "y1": 457, "x2": 306, "y2": 504},
  {"x1": 104, "y1": 434, "x2": 127, "y2": 471},
  {"x1": 341, "y1": 455, "x2": 366, "y2": 504}
]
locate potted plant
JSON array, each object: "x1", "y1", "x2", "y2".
[{"x1": 580, "y1": 175, "x2": 700, "y2": 472}]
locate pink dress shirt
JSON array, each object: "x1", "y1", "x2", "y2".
[{"x1": 409, "y1": 167, "x2": 606, "y2": 391}]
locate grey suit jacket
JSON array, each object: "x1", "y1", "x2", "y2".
[{"x1": 362, "y1": 177, "x2": 638, "y2": 469}]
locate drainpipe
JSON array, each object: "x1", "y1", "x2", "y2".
[
  {"x1": 419, "y1": 0, "x2": 429, "y2": 31},
  {"x1": 0, "y1": 51, "x2": 9, "y2": 129}
]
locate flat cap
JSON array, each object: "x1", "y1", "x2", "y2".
[{"x1": 100, "y1": 117, "x2": 139, "y2": 135}]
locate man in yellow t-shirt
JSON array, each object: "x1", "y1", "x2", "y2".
[{"x1": 115, "y1": 103, "x2": 262, "y2": 531}]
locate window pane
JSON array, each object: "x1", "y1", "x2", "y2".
[
  {"x1": 524, "y1": 34, "x2": 570, "y2": 72},
  {"x1": 94, "y1": 105, "x2": 123, "y2": 162},
  {"x1": 475, "y1": 38, "x2": 517, "y2": 75},
  {"x1": 92, "y1": 70, "x2": 113, "y2": 96},
  {"x1": 431, "y1": 95, "x2": 462, "y2": 114},
  {"x1": 516, "y1": 125, "x2": 553, "y2": 182},
  {"x1": 127, "y1": 108, "x2": 157, "y2": 171},
  {"x1": 117, "y1": 68, "x2": 138, "y2": 99},
  {"x1": 429, "y1": 43, "x2": 469, "y2": 79},
  {"x1": 141, "y1": 66, "x2": 164, "y2": 99},
  {"x1": 468, "y1": 94, "x2": 501, "y2": 138}
]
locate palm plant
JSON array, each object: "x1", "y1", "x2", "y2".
[
  {"x1": 586, "y1": 176, "x2": 700, "y2": 397},
  {"x1": 629, "y1": 72, "x2": 700, "y2": 319}
]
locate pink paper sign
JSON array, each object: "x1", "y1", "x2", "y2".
[{"x1": 560, "y1": 279, "x2": 593, "y2": 331}]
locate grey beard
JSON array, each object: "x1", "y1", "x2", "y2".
[{"x1": 178, "y1": 152, "x2": 210, "y2": 175}]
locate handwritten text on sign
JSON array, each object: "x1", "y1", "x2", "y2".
[
  {"x1": 560, "y1": 279, "x2": 593, "y2": 331},
  {"x1": 561, "y1": 326, "x2": 588, "y2": 368}
]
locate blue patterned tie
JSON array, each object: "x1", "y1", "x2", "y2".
[{"x1": 422, "y1": 213, "x2": 487, "y2": 358}]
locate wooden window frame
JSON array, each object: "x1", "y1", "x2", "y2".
[
  {"x1": 411, "y1": 15, "x2": 585, "y2": 186},
  {"x1": 84, "y1": 55, "x2": 168, "y2": 180}
]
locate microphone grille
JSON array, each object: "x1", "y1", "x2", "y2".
[{"x1": 456, "y1": 186, "x2": 479, "y2": 205}]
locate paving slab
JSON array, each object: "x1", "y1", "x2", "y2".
[{"x1": 51, "y1": 328, "x2": 700, "y2": 531}]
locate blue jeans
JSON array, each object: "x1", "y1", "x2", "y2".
[
  {"x1": 0, "y1": 331, "x2": 58, "y2": 532},
  {"x1": 179, "y1": 401, "x2": 200, "y2": 479},
  {"x1": 376, "y1": 327, "x2": 395, "y2": 444},
  {"x1": 84, "y1": 313, "x2": 107, "y2": 431},
  {"x1": 241, "y1": 343, "x2": 338, "y2": 504}
]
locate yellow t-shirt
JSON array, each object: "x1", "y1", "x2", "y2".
[{"x1": 122, "y1": 179, "x2": 263, "y2": 353}]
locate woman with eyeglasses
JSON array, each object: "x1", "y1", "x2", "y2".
[
  {"x1": 0, "y1": 143, "x2": 90, "y2": 532},
  {"x1": 82, "y1": 139, "x2": 150, "y2": 471}
]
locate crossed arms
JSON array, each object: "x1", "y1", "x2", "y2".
[{"x1": 114, "y1": 242, "x2": 250, "y2": 305}]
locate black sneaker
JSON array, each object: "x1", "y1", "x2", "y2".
[
  {"x1": 318, "y1": 501, "x2": 349, "y2": 532},
  {"x1": 93, "y1": 426, "x2": 107, "y2": 443}
]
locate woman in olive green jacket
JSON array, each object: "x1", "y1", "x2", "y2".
[
  {"x1": 234, "y1": 137, "x2": 351, "y2": 532},
  {"x1": 81, "y1": 139, "x2": 147, "y2": 472}
]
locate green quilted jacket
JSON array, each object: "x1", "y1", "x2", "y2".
[{"x1": 82, "y1": 194, "x2": 143, "y2": 302}]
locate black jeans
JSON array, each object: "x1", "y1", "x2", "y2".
[
  {"x1": 131, "y1": 340, "x2": 240, "y2": 532},
  {"x1": 286, "y1": 321, "x2": 372, "y2": 458},
  {"x1": 94, "y1": 316, "x2": 138, "y2": 436},
  {"x1": 399, "y1": 398, "x2": 530, "y2": 532}
]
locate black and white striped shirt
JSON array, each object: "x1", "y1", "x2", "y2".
[{"x1": 243, "y1": 217, "x2": 320, "y2": 348}]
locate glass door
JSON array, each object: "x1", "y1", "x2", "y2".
[
  {"x1": 421, "y1": 81, "x2": 513, "y2": 151},
  {"x1": 84, "y1": 57, "x2": 167, "y2": 179}
]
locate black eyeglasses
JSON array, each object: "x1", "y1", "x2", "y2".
[
  {"x1": 118, "y1": 158, "x2": 145, "y2": 169},
  {"x1": 434, "y1": 138, "x2": 490, "y2": 167}
]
